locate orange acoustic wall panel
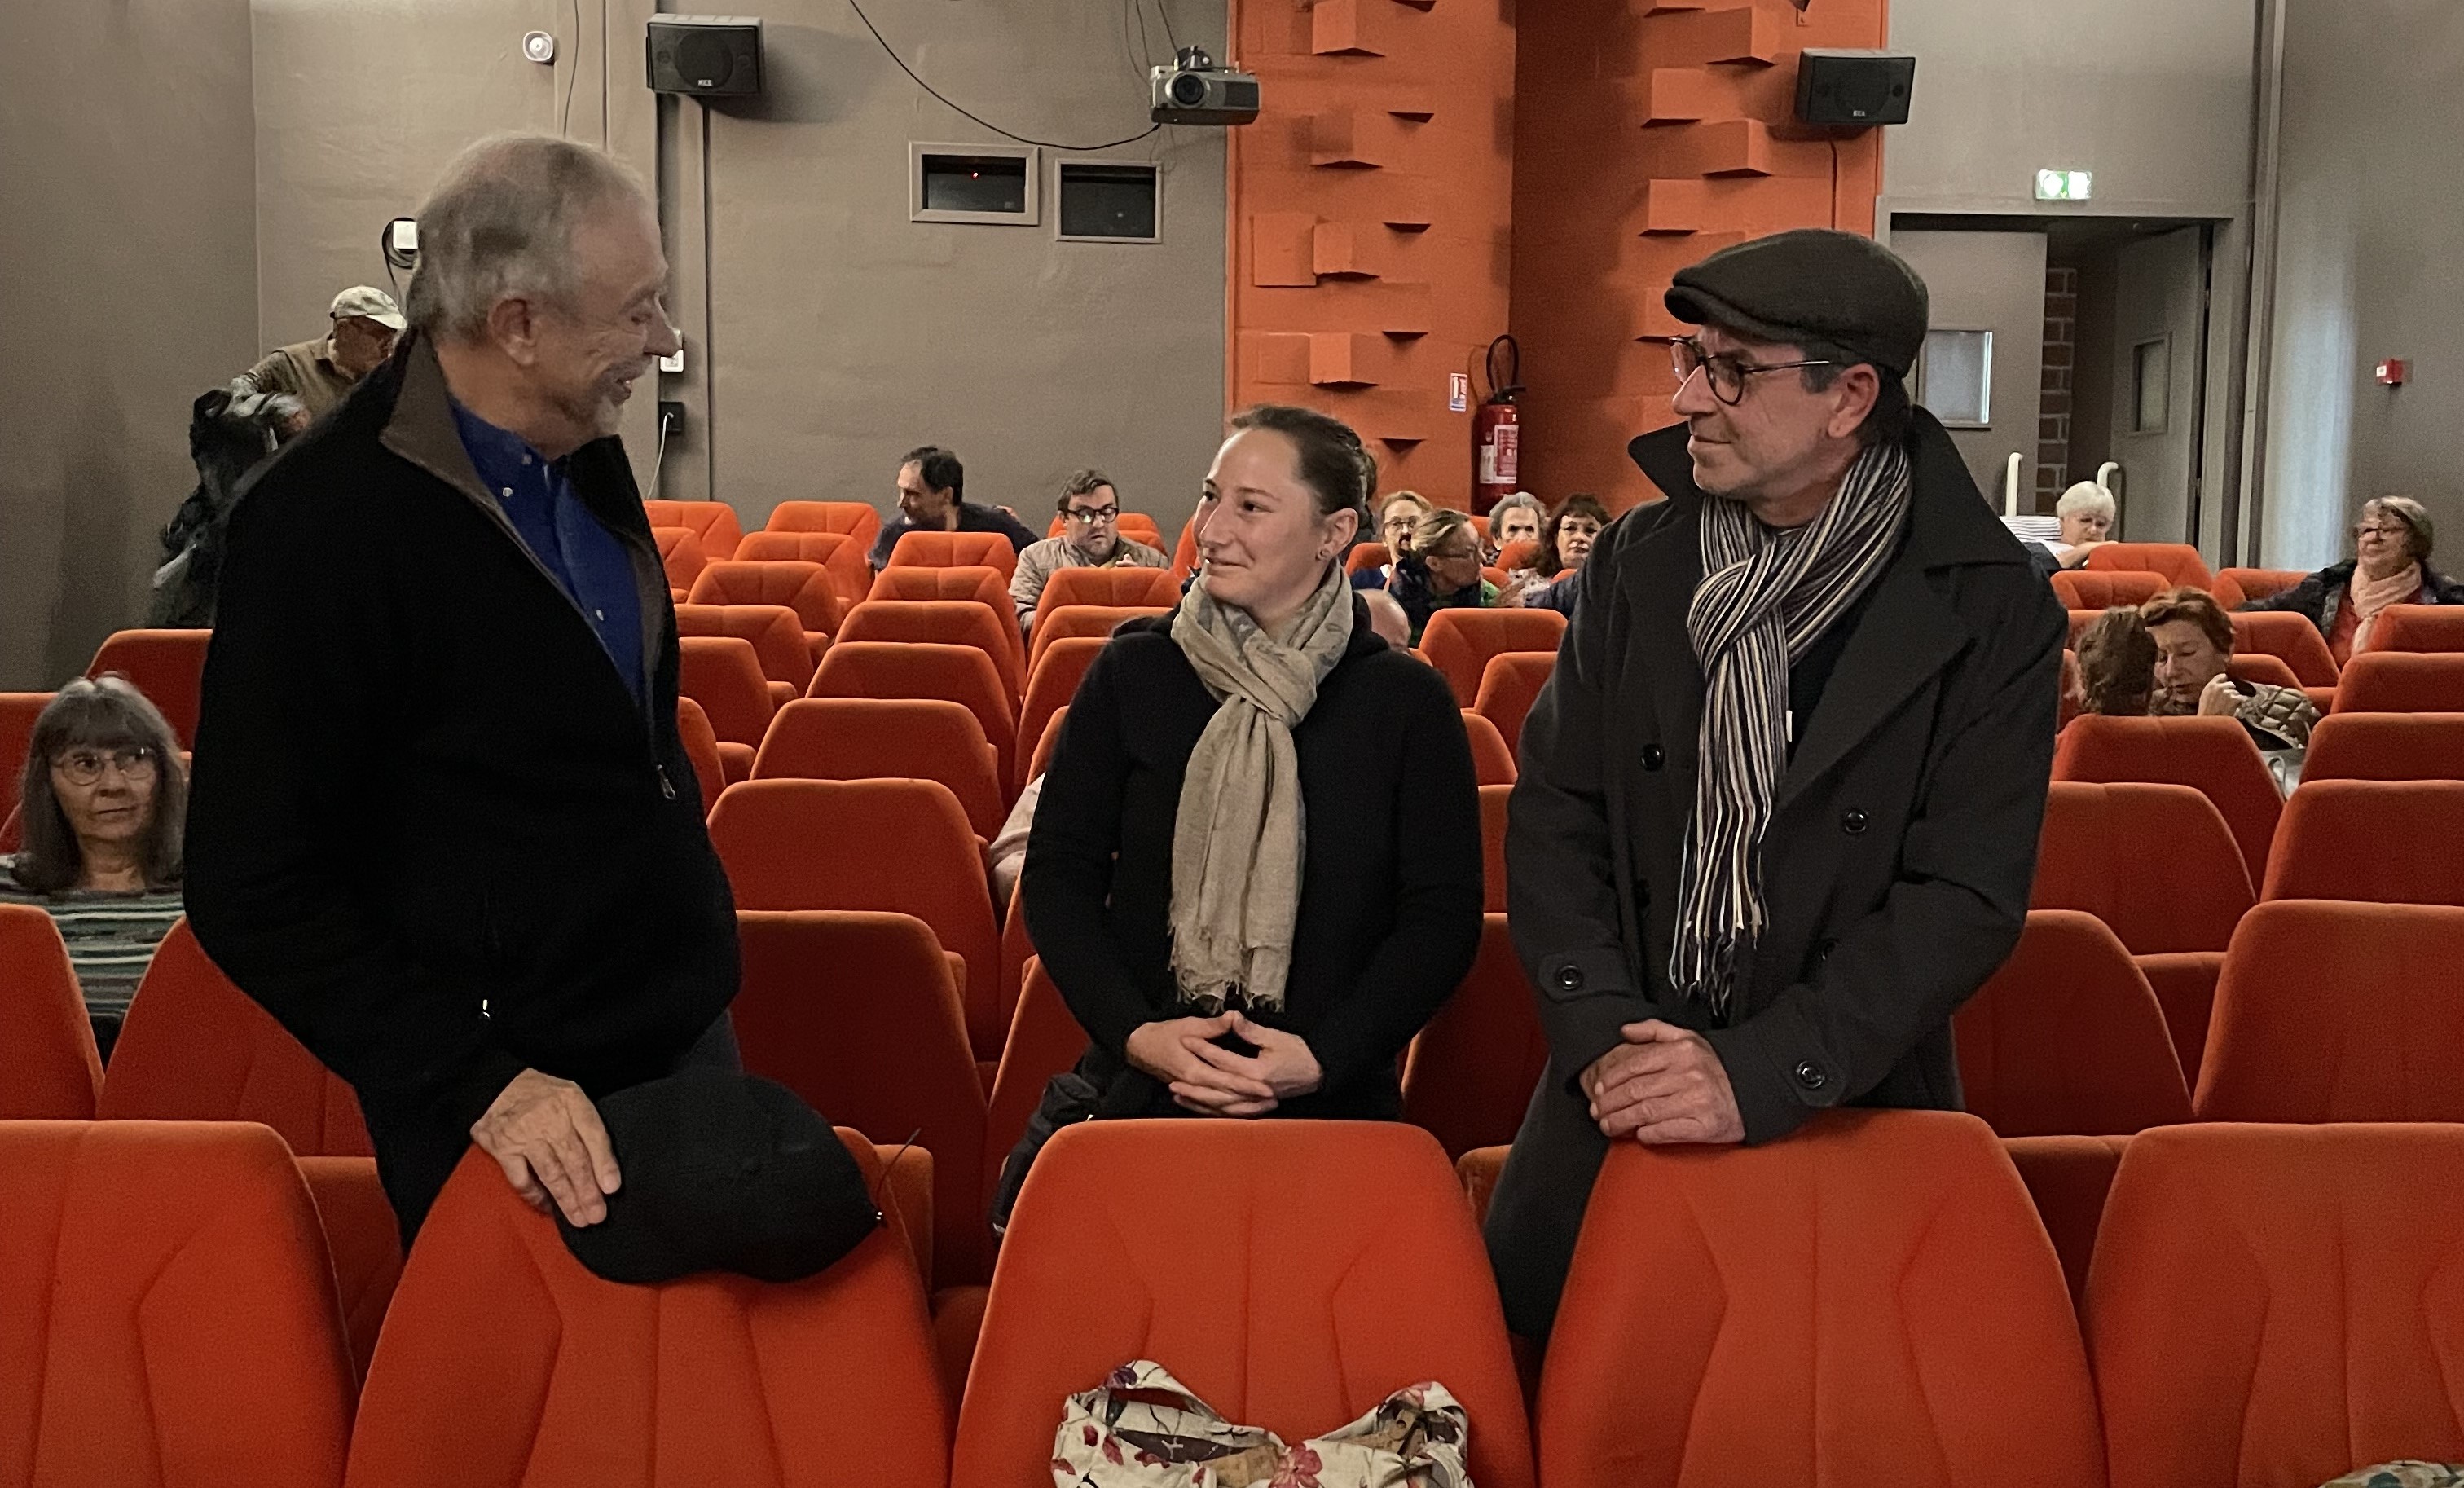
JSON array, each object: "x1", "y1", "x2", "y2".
[
  {"x1": 1226, "y1": 0, "x2": 1516, "y2": 506},
  {"x1": 1507, "y1": 0, "x2": 1887, "y2": 511}
]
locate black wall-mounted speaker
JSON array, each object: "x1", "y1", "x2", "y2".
[
  {"x1": 1794, "y1": 49, "x2": 1916, "y2": 127},
  {"x1": 646, "y1": 15, "x2": 763, "y2": 97}
]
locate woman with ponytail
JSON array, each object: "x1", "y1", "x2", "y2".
[{"x1": 998, "y1": 405, "x2": 1483, "y2": 1218}]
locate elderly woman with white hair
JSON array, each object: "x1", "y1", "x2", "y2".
[
  {"x1": 2044, "y1": 481, "x2": 2116, "y2": 569},
  {"x1": 2242, "y1": 495, "x2": 2464, "y2": 663}
]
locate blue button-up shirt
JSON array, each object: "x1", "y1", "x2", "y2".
[{"x1": 450, "y1": 402, "x2": 645, "y2": 709}]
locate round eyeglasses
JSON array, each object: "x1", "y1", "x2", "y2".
[
  {"x1": 1670, "y1": 337, "x2": 1834, "y2": 406},
  {"x1": 52, "y1": 746, "x2": 159, "y2": 787}
]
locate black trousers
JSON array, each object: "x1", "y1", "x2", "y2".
[{"x1": 363, "y1": 1013, "x2": 741, "y2": 1245}]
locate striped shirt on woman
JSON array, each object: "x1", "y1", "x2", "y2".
[{"x1": 0, "y1": 855, "x2": 183, "y2": 1023}]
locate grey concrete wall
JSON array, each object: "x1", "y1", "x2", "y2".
[
  {"x1": 249, "y1": 0, "x2": 662, "y2": 482},
  {"x1": 653, "y1": 0, "x2": 1228, "y2": 535},
  {"x1": 245, "y1": 0, "x2": 1227, "y2": 537},
  {"x1": 1885, "y1": 0, "x2": 2259, "y2": 218},
  {"x1": 251, "y1": 0, "x2": 565, "y2": 355},
  {"x1": 1893, "y1": 229, "x2": 2049, "y2": 509},
  {"x1": 2256, "y1": 0, "x2": 2464, "y2": 570},
  {"x1": 0, "y1": 0, "x2": 261, "y2": 690}
]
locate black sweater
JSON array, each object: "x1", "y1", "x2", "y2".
[
  {"x1": 1022, "y1": 601, "x2": 1485, "y2": 1116},
  {"x1": 185, "y1": 337, "x2": 738, "y2": 1150}
]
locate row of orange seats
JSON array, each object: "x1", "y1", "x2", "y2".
[
  {"x1": 2053, "y1": 711, "x2": 2464, "y2": 894},
  {"x1": 649, "y1": 498, "x2": 1172, "y2": 610},
  {"x1": 2060, "y1": 597, "x2": 2464, "y2": 712},
  {"x1": 670, "y1": 594, "x2": 1567, "y2": 807},
  {"x1": 13, "y1": 871, "x2": 2457, "y2": 1346},
  {"x1": 7, "y1": 1107, "x2": 2455, "y2": 1487},
  {"x1": 648, "y1": 496, "x2": 1167, "y2": 570}
]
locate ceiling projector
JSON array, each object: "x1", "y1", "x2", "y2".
[{"x1": 1150, "y1": 47, "x2": 1259, "y2": 126}]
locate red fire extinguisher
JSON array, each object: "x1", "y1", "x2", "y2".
[{"x1": 1472, "y1": 334, "x2": 1521, "y2": 516}]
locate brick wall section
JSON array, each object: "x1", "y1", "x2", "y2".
[
  {"x1": 1225, "y1": 0, "x2": 1518, "y2": 508},
  {"x1": 2038, "y1": 266, "x2": 2077, "y2": 512}
]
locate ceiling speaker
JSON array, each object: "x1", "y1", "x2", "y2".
[{"x1": 646, "y1": 15, "x2": 763, "y2": 97}]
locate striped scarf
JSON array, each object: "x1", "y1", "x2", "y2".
[{"x1": 1670, "y1": 440, "x2": 1913, "y2": 1015}]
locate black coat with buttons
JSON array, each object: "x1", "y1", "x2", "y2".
[{"x1": 1482, "y1": 407, "x2": 2066, "y2": 1338}]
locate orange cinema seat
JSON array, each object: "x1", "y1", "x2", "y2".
[
  {"x1": 2193, "y1": 900, "x2": 2464, "y2": 1123},
  {"x1": 0, "y1": 904, "x2": 103, "y2": 1119},
  {"x1": 1952, "y1": 910, "x2": 2193, "y2": 1137},
  {"x1": 2088, "y1": 1123, "x2": 2464, "y2": 1488},
  {"x1": 0, "y1": 1121, "x2": 355, "y2": 1488},
  {"x1": 341, "y1": 1143, "x2": 947, "y2": 1488},
  {"x1": 1538, "y1": 1111, "x2": 2104, "y2": 1488},
  {"x1": 951, "y1": 1121, "x2": 1534, "y2": 1488},
  {"x1": 706, "y1": 779, "x2": 1005, "y2": 1059},
  {"x1": 640, "y1": 499, "x2": 742, "y2": 560},
  {"x1": 87, "y1": 629, "x2": 212, "y2": 747}
]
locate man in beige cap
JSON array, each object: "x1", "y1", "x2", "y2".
[{"x1": 235, "y1": 286, "x2": 407, "y2": 421}]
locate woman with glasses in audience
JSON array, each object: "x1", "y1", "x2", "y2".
[
  {"x1": 2239, "y1": 495, "x2": 2464, "y2": 664},
  {"x1": 1002, "y1": 403, "x2": 1481, "y2": 1230},
  {"x1": 1388, "y1": 507, "x2": 1500, "y2": 645},
  {"x1": 2, "y1": 677, "x2": 189, "y2": 1059},
  {"x1": 1504, "y1": 493, "x2": 1611, "y2": 613}
]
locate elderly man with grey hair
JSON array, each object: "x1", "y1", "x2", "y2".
[{"x1": 187, "y1": 134, "x2": 741, "y2": 1244}]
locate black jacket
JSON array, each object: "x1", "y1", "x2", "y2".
[
  {"x1": 1022, "y1": 599, "x2": 1484, "y2": 1117},
  {"x1": 2240, "y1": 557, "x2": 2464, "y2": 635},
  {"x1": 1483, "y1": 408, "x2": 2065, "y2": 1338},
  {"x1": 185, "y1": 337, "x2": 738, "y2": 1207},
  {"x1": 865, "y1": 500, "x2": 1038, "y2": 570}
]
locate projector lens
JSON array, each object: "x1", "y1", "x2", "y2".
[{"x1": 1169, "y1": 73, "x2": 1208, "y2": 107}]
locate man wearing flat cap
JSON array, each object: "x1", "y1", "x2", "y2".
[
  {"x1": 1484, "y1": 228, "x2": 2065, "y2": 1338},
  {"x1": 235, "y1": 285, "x2": 407, "y2": 423}
]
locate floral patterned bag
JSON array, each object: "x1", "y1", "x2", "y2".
[
  {"x1": 1049, "y1": 1360, "x2": 1472, "y2": 1487},
  {"x1": 2319, "y1": 1467, "x2": 2464, "y2": 1488}
]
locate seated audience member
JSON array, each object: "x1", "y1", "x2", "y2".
[
  {"x1": 1504, "y1": 493, "x2": 1610, "y2": 613},
  {"x1": 1010, "y1": 403, "x2": 1480, "y2": 1216},
  {"x1": 1, "y1": 679, "x2": 188, "y2": 1059},
  {"x1": 1350, "y1": 490, "x2": 1432, "y2": 590},
  {"x1": 988, "y1": 776, "x2": 1041, "y2": 909},
  {"x1": 1008, "y1": 469, "x2": 1170, "y2": 630},
  {"x1": 1485, "y1": 491, "x2": 1547, "y2": 561},
  {"x1": 1389, "y1": 508, "x2": 1498, "y2": 644},
  {"x1": 234, "y1": 286, "x2": 406, "y2": 423},
  {"x1": 2072, "y1": 605, "x2": 2158, "y2": 720},
  {"x1": 1361, "y1": 588, "x2": 1413, "y2": 650},
  {"x1": 2144, "y1": 587, "x2": 2317, "y2": 751},
  {"x1": 2241, "y1": 495, "x2": 2464, "y2": 664},
  {"x1": 865, "y1": 444, "x2": 1037, "y2": 570},
  {"x1": 2038, "y1": 481, "x2": 2116, "y2": 570}
]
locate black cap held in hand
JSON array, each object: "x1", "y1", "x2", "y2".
[
  {"x1": 556, "y1": 1068, "x2": 880, "y2": 1286},
  {"x1": 1665, "y1": 228, "x2": 1931, "y2": 378}
]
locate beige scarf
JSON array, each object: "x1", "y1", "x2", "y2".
[
  {"x1": 1166, "y1": 564, "x2": 1354, "y2": 1011},
  {"x1": 2348, "y1": 561, "x2": 2424, "y2": 655}
]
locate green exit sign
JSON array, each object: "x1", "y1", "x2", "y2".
[{"x1": 2035, "y1": 169, "x2": 2093, "y2": 201}]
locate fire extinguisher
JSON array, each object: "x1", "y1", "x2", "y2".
[{"x1": 1472, "y1": 334, "x2": 1521, "y2": 517}]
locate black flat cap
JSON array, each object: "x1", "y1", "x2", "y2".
[
  {"x1": 1665, "y1": 228, "x2": 1930, "y2": 378},
  {"x1": 557, "y1": 1068, "x2": 881, "y2": 1286}
]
